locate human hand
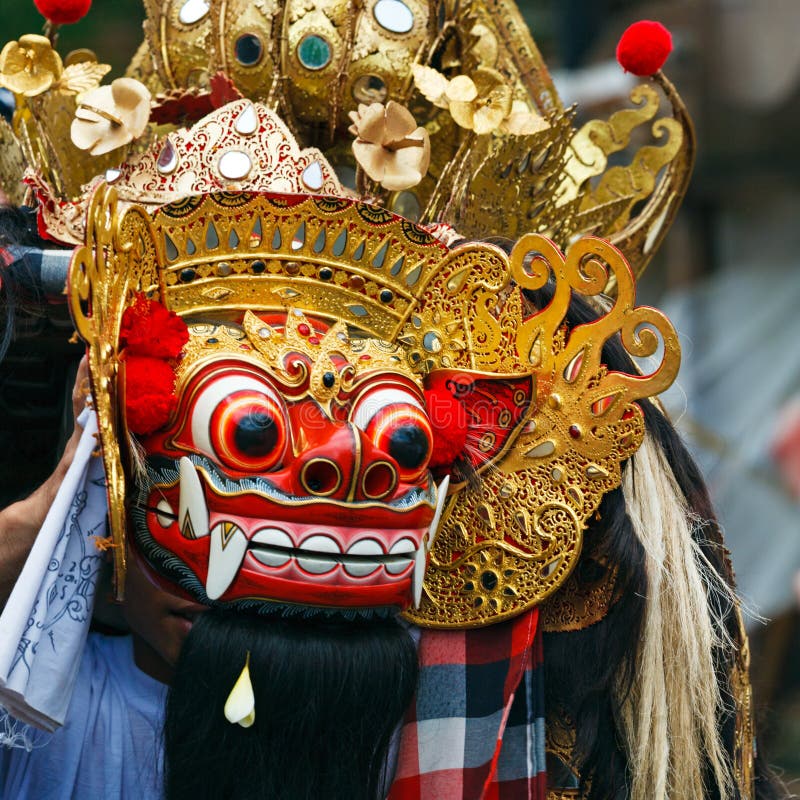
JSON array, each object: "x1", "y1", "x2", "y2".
[{"x1": 60, "y1": 354, "x2": 91, "y2": 466}]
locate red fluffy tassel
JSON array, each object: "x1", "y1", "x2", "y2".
[
  {"x1": 616, "y1": 20, "x2": 673, "y2": 76},
  {"x1": 120, "y1": 295, "x2": 189, "y2": 359},
  {"x1": 33, "y1": 0, "x2": 92, "y2": 25},
  {"x1": 425, "y1": 386, "x2": 469, "y2": 468},
  {"x1": 124, "y1": 356, "x2": 178, "y2": 435}
]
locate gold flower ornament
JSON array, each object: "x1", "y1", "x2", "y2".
[
  {"x1": 71, "y1": 77, "x2": 151, "y2": 156},
  {"x1": 0, "y1": 34, "x2": 63, "y2": 97},
  {"x1": 348, "y1": 101, "x2": 431, "y2": 191},
  {"x1": 412, "y1": 64, "x2": 548, "y2": 137}
]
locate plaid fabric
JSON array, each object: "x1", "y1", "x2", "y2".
[{"x1": 388, "y1": 609, "x2": 546, "y2": 800}]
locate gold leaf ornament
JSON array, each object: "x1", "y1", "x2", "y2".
[
  {"x1": 412, "y1": 64, "x2": 513, "y2": 136},
  {"x1": 0, "y1": 34, "x2": 63, "y2": 97},
  {"x1": 411, "y1": 64, "x2": 451, "y2": 108},
  {"x1": 349, "y1": 101, "x2": 431, "y2": 191},
  {"x1": 448, "y1": 67, "x2": 512, "y2": 135},
  {"x1": 71, "y1": 78, "x2": 151, "y2": 156},
  {"x1": 58, "y1": 60, "x2": 112, "y2": 95},
  {"x1": 501, "y1": 100, "x2": 550, "y2": 136}
]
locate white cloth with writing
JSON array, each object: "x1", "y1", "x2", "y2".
[{"x1": 0, "y1": 408, "x2": 107, "y2": 735}]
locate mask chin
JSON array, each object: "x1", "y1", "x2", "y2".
[{"x1": 164, "y1": 607, "x2": 419, "y2": 800}]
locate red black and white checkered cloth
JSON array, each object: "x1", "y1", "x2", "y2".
[{"x1": 388, "y1": 608, "x2": 546, "y2": 800}]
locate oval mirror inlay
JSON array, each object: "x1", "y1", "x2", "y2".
[
  {"x1": 178, "y1": 0, "x2": 210, "y2": 25},
  {"x1": 297, "y1": 35, "x2": 332, "y2": 70},
  {"x1": 391, "y1": 190, "x2": 421, "y2": 221},
  {"x1": 157, "y1": 140, "x2": 178, "y2": 174},
  {"x1": 352, "y1": 74, "x2": 388, "y2": 104},
  {"x1": 373, "y1": 0, "x2": 414, "y2": 34},
  {"x1": 301, "y1": 161, "x2": 324, "y2": 191},
  {"x1": 235, "y1": 34, "x2": 264, "y2": 67},
  {"x1": 234, "y1": 103, "x2": 258, "y2": 136}
]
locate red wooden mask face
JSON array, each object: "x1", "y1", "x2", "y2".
[{"x1": 128, "y1": 313, "x2": 442, "y2": 613}]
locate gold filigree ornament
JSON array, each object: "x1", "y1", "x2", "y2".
[
  {"x1": 46, "y1": 101, "x2": 346, "y2": 246},
  {"x1": 412, "y1": 65, "x2": 514, "y2": 136},
  {"x1": 0, "y1": 36, "x2": 120, "y2": 204},
  {"x1": 69, "y1": 186, "x2": 161, "y2": 596},
  {"x1": 70, "y1": 171, "x2": 679, "y2": 622},
  {"x1": 106, "y1": 0, "x2": 689, "y2": 276},
  {"x1": 406, "y1": 233, "x2": 680, "y2": 627},
  {"x1": 2, "y1": 0, "x2": 693, "y2": 288},
  {"x1": 0, "y1": 117, "x2": 27, "y2": 205}
]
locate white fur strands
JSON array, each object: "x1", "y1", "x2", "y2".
[{"x1": 619, "y1": 432, "x2": 735, "y2": 800}]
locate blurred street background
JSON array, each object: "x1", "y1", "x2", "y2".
[{"x1": 0, "y1": 0, "x2": 798, "y2": 790}]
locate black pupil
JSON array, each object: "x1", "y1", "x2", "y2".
[
  {"x1": 234, "y1": 411, "x2": 278, "y2": 457},
  {"x1": 388, "y1": 425, "x2": 429, "y2": 470}
]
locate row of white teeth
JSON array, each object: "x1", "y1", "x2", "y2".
[
  {"x1": 247, "y1": 529, "x2": 417, "y2": 577},
  {"x1": 157, "y1": 458, "x2": 449, "y2": 607}
]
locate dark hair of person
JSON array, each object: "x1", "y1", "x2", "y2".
[
  {"x1": 0, "y1": 204, "x2": 40, "y2": 246},
  {"x1": 164, "y1": 608, "x2": 418, "y2": 800}
]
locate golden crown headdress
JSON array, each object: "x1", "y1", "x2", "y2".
[
  {"x1": 1, "y1": 0, "x2": 693, "y2": 284},
  {"x1": 2, "y1": 1, "x2": 684, "y2": 627},
  {"x1": 69, "y1": 111, "x2": 680, "y2": 626}
]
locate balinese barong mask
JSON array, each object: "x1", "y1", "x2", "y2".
[
  {"x1": 134, "y1": 308, "x2": 442, "y2": 610},
  {"x1": 3, "y1": 5, "x2": 760, "y2": 795},
  {"x1": 69, "y1": 106, "x2": 680, "y2": 623},
  {"x1": 5, "y1": 0, "x2": 691, "y2": 625}
]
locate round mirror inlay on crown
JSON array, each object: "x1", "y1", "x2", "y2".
[
  {"x1": 218, "y1": 151, "x2": 253, "y2": 181},
  {"x1": 297, "y1": 35, "x2": 333, "y2": 70},
  {"x1": 235, "y1": 34, "x2": 264, "y2": 67}
]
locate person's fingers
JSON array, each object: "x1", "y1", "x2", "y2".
[{"x1": 72, "y1": 354, "x2": 90, "y2": 423}]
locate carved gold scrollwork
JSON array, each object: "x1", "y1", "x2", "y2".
[
  {"x1": 69, "y1": 184, "x2": 161, "y2": 599},
  {"x1": 407, "y1": 233, "x2": 678, "y2": 628},
  {"x1": 510, "y1": 233, "x2": 680, "y2": 419}
]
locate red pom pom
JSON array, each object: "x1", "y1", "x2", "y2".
[
  {"x1": 124, "y1": 356, "x2": 178, "y2": 435},
  {"x1": 425, "y1": 387, "x2": 469, "y2": 468},
  {"x1": 616, "y1": 20, "x2": 673, "y2": 76},
  {"x1": 120, "y1": 294, "x2": 189, "y2": 359},
  {"x1": 33, "y1": 0, "x2": 92, "y2": 25}
]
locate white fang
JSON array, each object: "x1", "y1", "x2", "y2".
[
  {"x1": 207, "y1": 521, "x2": 249, "y2": 600},
  {"x1": 179, "y1": 457, "x2": 209, "y2": 539},
  {"x1": 427, "y1": 475, "x2": 450, "y2": 552}
]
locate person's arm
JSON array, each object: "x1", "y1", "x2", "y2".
[{"x1": 0, "y1": 356, "x2": 88, "y2": 605}]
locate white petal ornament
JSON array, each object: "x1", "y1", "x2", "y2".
[
  {"x1": 224, "y1": 652, "x2": 256, "y2": 728},
  {"x1": 71, "y1": 78, "x2": 151, "y2": 156}
]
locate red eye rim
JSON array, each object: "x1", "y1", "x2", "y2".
[
  {"x1": 209, "y1": 390, "x2": 288, "y2": 472},
  {"x1": 365, "y1": 404, "x2": 434, "y2": 482}
]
